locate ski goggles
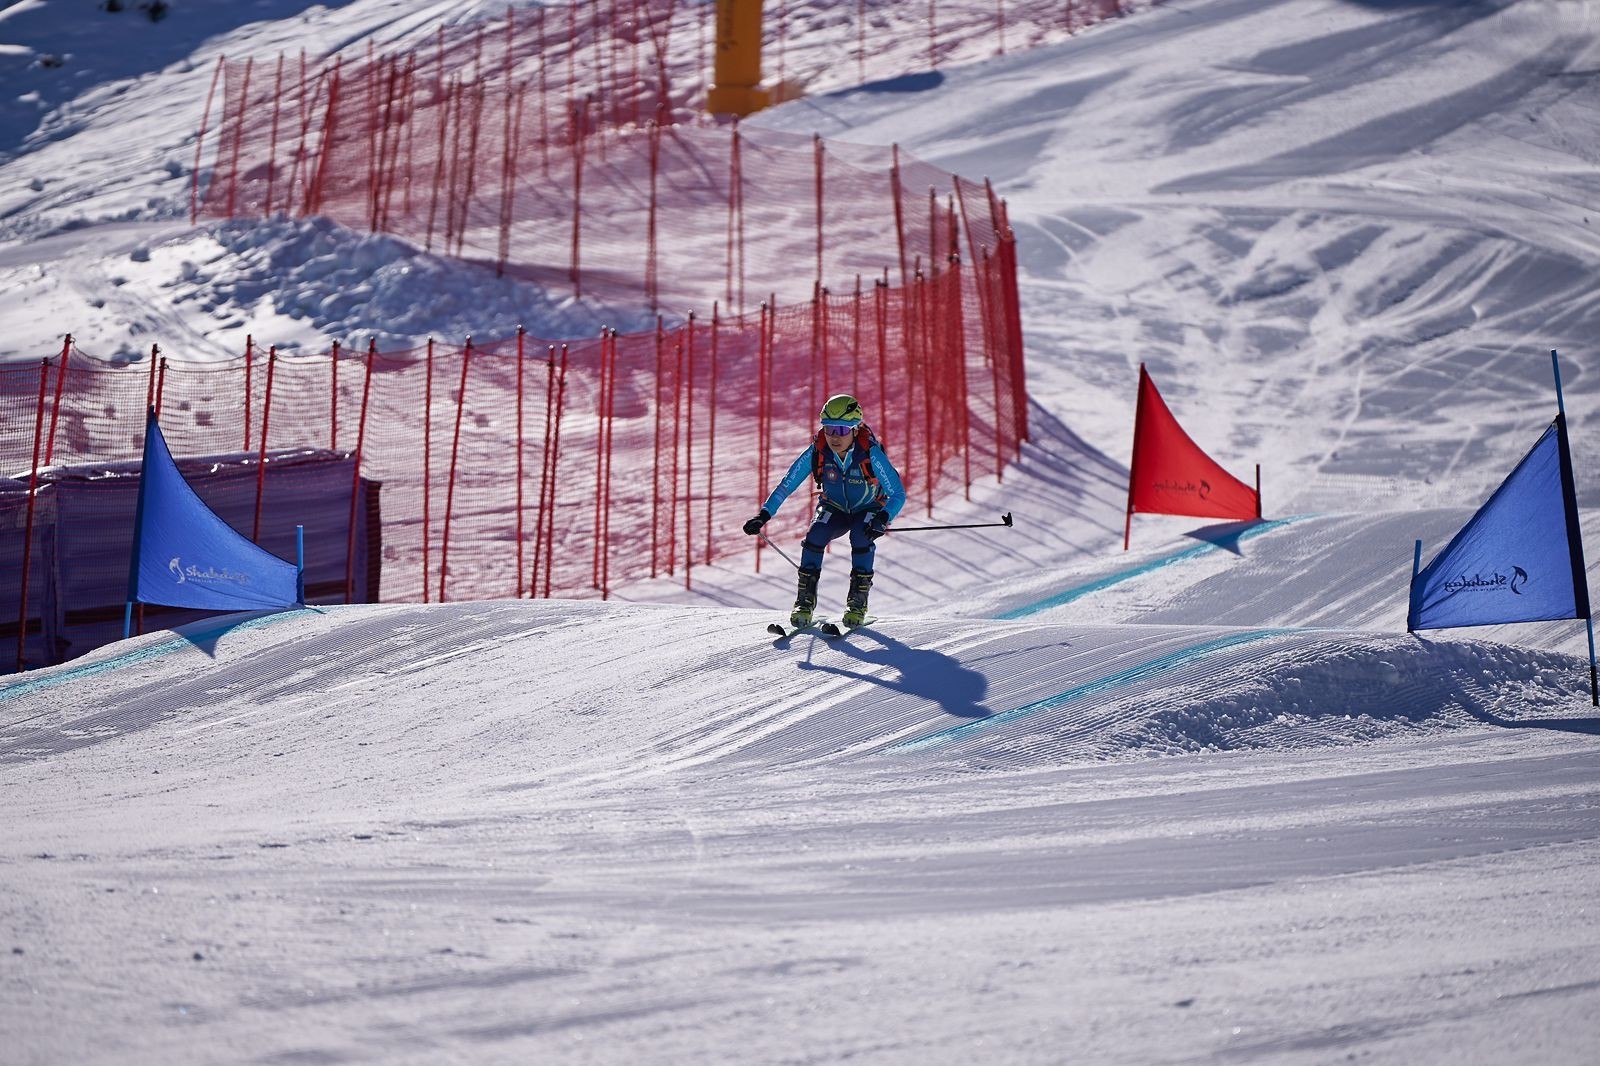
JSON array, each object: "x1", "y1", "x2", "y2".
[{"x1": 820, "y1": 423, "x2": 856, "y2": 436}]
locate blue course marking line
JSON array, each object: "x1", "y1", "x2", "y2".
[
  {"x1": 999, "y1": 515, "x2": 1315, "y2": 620},
  {"x1": 0, "y1": 608, "x2": 320, "y2": 705},
  {"x1": 891, "y1": 627, "x2": 1289, "y2": 753}
]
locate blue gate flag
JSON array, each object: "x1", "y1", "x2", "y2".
[
  {"x1": 127, "y1": 410, "x2": 301, "y2": 612},
  {"x1": 1409, "y1": 414, "x2": 1590, "y2": 631}
]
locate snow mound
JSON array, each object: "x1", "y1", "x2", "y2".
[
  {"x1": 170, "y1": 216, "x2": 652, "y2": 356},
  {"x1": 1118, "y1": 634, "x2": 1584, "y2": 758}
]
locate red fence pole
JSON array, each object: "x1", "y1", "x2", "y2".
[
  {"x1": 533, "y1": 344, "x2": 555, "y2": 598},
  {"x1": 439, "y1": 337, "x2": 473, "y2": 603},
  {"x1": 44, "y1": 334, "x2": 70, "y2": 466},
  {"x1": 15, "y1": 358, "x2": 49, "y2": 671},
  {"x1": 890, "y1": 145, "x2": 909, "y2": 287},
  {"x1": 919, "y1": 270, "x2": 934, "y2": 515},
  {"x1": 651, "y1": 316, "x2": 664, "y2": 578},
  {"x1": 814, "y1": 133, "x2": 825, "y2": 287},
  {"x1": 544, "y1": 345, "x2": 569, "y2": 598},
  {"x1": 190, "y1": 55, "x2": 225, "y2": 224},
  {"x1": 875, "y1": 273, "x2": 889, "y2": 444},
  {"x1": 344, "y1": 340, "x2": 375, "y2": 603},
  {"x1": 423, "y1": 337, "x2": 434, "y2": 601},
  {"x1": 307, "y1": 54, "x2": 345, "y2": 214},
  {"x1": 265, "y1": 54, "x2": 285, "y2": 216},
  {"x1": 755, "y1": 301, "x2": 768, "y2": 573},
  {"x1": 425, "y1": 75, "x2": 453, "y2": 252},
  {"x1": 602, "y1": 329, "x2": 617, "y2": 598},
  {"x1": 982, "y1": 248, "x2": 1005, "y2": 481},
  {"x1": 951, "y1": 256, "x2": 972, "y2": 498},
  {"x1": 668, "y1": 331, "x2": 683, "y2": 577},
  {"x1": 727, "y1": 121, "x2": 745, "y2": 313},
  {"x1": 683, "y1": 313, "x2": 695, "y2": 590},
  {"x1": 706, "y1": 304, "x2": 719, "y2": 566},
  {"x1": 601, "y1": 329, "x2": 611, "y2": 592},
  {"x1": 810, "y1": 282, "x2": 822, "y2": 424},
  {"x1": 592, "y1": 331, "x2": 610, "y2": 590},
  {"x1": 253, "y1": 347, "x2": 277, "y2": 543},
  {"x1": 647, "y1": 112, "x2": 661, "y2": 312},
  {"x1": 225, "y1": 57, "x2": 255, "y2": 219},
  {"x1": 515, "y1": 326, "x2": 526, "y2": 597},
  {"x1": 852, "y1": 276, "x2": 863, "y2": 399}
]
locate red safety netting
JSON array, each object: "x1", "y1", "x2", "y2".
[
  {"x1": 192, "y1": 1, "x2": 1139, "y2": 312},
  {"x1": 1, "y1": 3, "x2": 1068, "y2": 672},
  {"x1": 3, "y1": 246, "x2": 1025, "y2": 669}
]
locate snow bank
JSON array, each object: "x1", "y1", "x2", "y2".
[
  {"x1": 187, "y1": 217, "x2": 653, "y2": 354},
  {"x1": 1120, "y1": 633, "x2": 1587, "y2": 758}
]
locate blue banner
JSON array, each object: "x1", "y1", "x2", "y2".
[
  {"x1": 1409, "y1": 416, "x2": 1590, "y2": 630},
  {"x1": 127, "y1": 411, "x2": 301, "y2": 612}
]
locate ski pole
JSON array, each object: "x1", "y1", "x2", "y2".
[
  {"x1": 887, "y1": 512, "x2": 1014, "y2": 533},
  {"x1": 758, "y1": 530, "x2": 803, "y2": 570}
]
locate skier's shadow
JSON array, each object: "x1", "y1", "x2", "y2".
[{"x1": 797, "y1": 629, "x2": 992, "y2": 720}]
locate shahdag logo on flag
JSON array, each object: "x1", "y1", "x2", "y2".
[
  {"x1": 1409, "y1": 415, "x2": 1590, "y2": 631},
  {"x1": 127, "y1": 410, "x2": 301, "y2": 614}
]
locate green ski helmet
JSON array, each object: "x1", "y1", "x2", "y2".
[{"x1": 819, "y1": 394, "x2": 865, "y2": 430}]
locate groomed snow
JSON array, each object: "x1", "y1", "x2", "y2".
[{"x1": 4, "y1": 0, "x2": 1600, "y2": 1063}]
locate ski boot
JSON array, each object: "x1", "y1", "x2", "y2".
[
  {"x1": 790, "y1": 566, "x2": 821, "y2": 629},
  {"x1": 841, "y1": 568, "x2": 873, "y2": 627}
]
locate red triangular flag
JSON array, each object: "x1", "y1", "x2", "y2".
[{"x1": 1125, "y1": 365, "x2": 1260, "y2": 547}]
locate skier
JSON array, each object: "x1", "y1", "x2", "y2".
[{"x1": 743, "y1": 394, "x2": 907, "y2": 630}]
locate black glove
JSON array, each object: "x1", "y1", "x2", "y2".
[
  {"x1": 865, "y1": 509, "x2": 890, "y2": 540},
  {"x1": 743, "y1": 509, "x2": 771, "y2": 536}
]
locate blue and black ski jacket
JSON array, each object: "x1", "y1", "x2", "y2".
[{"x1": 761, "y1": 433, "x2": 907, "y2": 521}]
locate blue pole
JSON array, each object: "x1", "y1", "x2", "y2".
[
  {"x1": 295, "y1": 524, "x2": 305, "y2": 605},
  {"x1": 1555, "y1": 349, "x2": 1595, "y2": 702},
  {"x1": 122, "y1": 601, "x2": 133, "y2": 641},
  {"x1": 1587, "y1": 617, "x2": 1598, "y2": 707},
  {"x1": 1553, "y1": 349, "x2": 1565, "y2": 416}
]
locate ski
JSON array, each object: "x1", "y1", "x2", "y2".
[
  {"x1": 818, "y1": 617, "x2": 874, "y2": 637},
  {"x1": 768, "y1": 618, "x2": 826, "y2": 639}
]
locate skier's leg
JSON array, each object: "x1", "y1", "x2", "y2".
[
  {"x1": 847, "y1": 512, "x2": 876, "y2": 574},
  {"x1": 793, "y1": 509, "x2": 852, "y2": 626},
  {"x1": 790, "y1": 566, "x2": 821, "y2": 627},
  {"x1": 843, "y1": 514, "x2": 876, "y2": 625},
  {"x1": 798, "y1": 507, "x2": 854, "y2": 571}
]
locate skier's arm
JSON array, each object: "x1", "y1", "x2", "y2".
[
  {"x1": 760, "y1": 446, "x2": 817, "y2": 517},
  {"x1": 870, "y1": 449, "x2": 907, "y2": 520}
]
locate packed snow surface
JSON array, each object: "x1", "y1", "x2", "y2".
[{"x1": 5, "y1": 0, "x2": 1600, "y2": 1063}]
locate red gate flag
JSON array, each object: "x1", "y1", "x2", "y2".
[{"x1": 1125, "y1": 364, "x2": 1261, "y2": 549}]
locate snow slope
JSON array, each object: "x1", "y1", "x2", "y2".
[
  {"x1": 4, "y1": 601, "x2": 1599, "y2": 1062},
  {"x1": 5, "y1": 0, "x2": 1600, "y2": 1062}
]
